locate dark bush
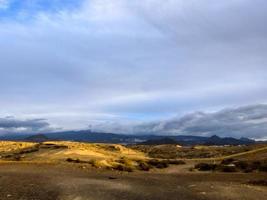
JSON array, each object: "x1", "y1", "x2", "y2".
[
  {"x1": 195, "y1": 163, "x2": 217, "y2": 171},
  {"x1": 218, "y1": 165, "x2": 238, "y2": 173},
  {"x1": 221, "y1": 158, "x2": 236, "y2": 165},
  {"x1": 138, "y1": 162, "x2": 150, "y2": 171},
  {"x1": 66, "y1": 158, "x2": 87, "y2": 163},
  {"x1": 147, "y1": 159, "x2": 169, "y2": 169},
  {"x1": 167, "y1": 159, "x2": 186, "y2": 165},
  {"x1": 248, "y1": 180, "x2": 267, "y2": 186},
  {"x1": 13, "y1": 155, "x2": 21, "y2": 161},
  {"x1": 259, "y1": 162, "x2": 267, "y2": 172},
  {"x1": 243, "y1": 168, "x2": 254, "y2": 173},
  {"x1": 20, "y1": 147, "x2": 39, "y2": 154},
  {"x1": 113, "y1": 164, "x2": 133, "y2": 172},
  {"x1": 234, "y1": 160, "x2": 250, "y2": 170},
  {"x1": 66, "y1": 158, "x2": 78, "y2": 163}
]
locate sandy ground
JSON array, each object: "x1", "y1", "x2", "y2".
[{"x1": 0, "y1": 163, "x2": 266, "y2": 200}]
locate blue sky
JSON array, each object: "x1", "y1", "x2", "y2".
[
  {"x1": 0, "y1": 0, "x2": 267, "y2": 139},
  {"x1": 0, "y1": 0, "x2": 82, "y2": 16}
]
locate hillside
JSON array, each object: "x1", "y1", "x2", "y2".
[{"x1": 0, "y1": 141, "x2": 148, "y2": 171}]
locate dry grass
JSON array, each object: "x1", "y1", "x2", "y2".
[
  {"x1": 0, "y1": 141, "x2": 37, "y2": 153},
  {"x1": 0, "y1": 141, "x2": 266, "y2": 172},
  {"x1": 0, "y1": 141, "x2": 149, "y2": 171},
  {"x1": 130, "y1": 144, "x2": 264, "y2": 159}
]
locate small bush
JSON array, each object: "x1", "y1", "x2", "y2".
[
  {"x1": 195, "y1": 163, "x2": 217, "y2": 171},
  {"x1": 66, "y1": 158, "x2": 81, "y2": 163},
  {"x1": 251, "y1": 161, "x2": 262, "y2": 170},
  {"x1": 259, "y1": 162, "x2": 267, "y2": 172},
  {"x1": 221, "y1": 158, "x2": 236, "y2": 165},
  {"x1": 20, "y1": 147, "x2": 39, "y2": 154},
  {"x1": 147, "y1": 159, "x2": 169, "y2": 169},
  {"x1": 218, "y1": 165, "x2": 238, "y2": 173},
  {"x1": 66, "y1": 158, "x2": 73, "y2": 162},
  {"x1": 167, "y1": 159, "x2": 186, "y2": 165},
  {"x1": 248, "y1": 180, "x2": 267, "y2": 186},
  {"x1": 138, "y1": 162, "x2": 150, "y2": 171},
  {"x1": 117, "y1": 157, "x2": 132, "y2": 166},
  {"x1": 188, "y1": 167, "x2": 194, "y2": 172},
  {"x1": 243, "y1": 168, "x2": 254, "y2": 173},
  {"x1": 66, "y1": 158, "x2": 88, "y2": 164},
  {"x1": 113, "y1": 164, "x2": 134, "y2": 172},
  {"x1": 13, "y1": 155, "x2": 21, "y2": 161},
  {"x1": 234, "y1": 160, "x2": 249, "y2": 170}
]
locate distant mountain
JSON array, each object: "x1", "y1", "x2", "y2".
[
  {"x1": 0, "y1": 129, "x2": 256, "y2": 146},
  {"x1": 205, "y1": 135, "x2": 255, "y2": 145},
  {"x1": 44, "y1": 131, "x2": 211, "y2": 145},
  {"x1": 45, "y1": 130, "x2": 131, "y2": 143},
  {"x1": 25, "y1": 134, "x2": 49, "y2": 142},
  {"x1": 141, "y1": 137, "x2": 178, "y2": 145}
]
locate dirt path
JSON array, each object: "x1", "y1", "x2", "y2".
[{"x1": 0, "y1": 163, "x2": 266, "y2": 200}]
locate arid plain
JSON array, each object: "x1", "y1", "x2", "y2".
[{"x1": 0, "y1": 141, "x2": 266, "y2": 200}]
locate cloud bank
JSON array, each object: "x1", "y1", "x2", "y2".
[
  {"x1": 94, "y1": 104, "x2": 267, "y2": 140},
  {"x1": 0, "y1": 117, "x2": 53, "y2": 134}
]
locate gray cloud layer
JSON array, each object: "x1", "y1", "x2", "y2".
[
  {"x1": 0, "y1": 117, "x2": 52, "y2": 133},
  {"x1": 94, "y1": 104, "x2": 267, "y2": 139}
]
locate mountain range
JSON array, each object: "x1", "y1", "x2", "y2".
[{"x1": 0, "y1": 129, "x2": 257, "y2": 146}]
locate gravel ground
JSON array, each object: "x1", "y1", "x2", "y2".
[{"x1": 0, "y1": 163, "x2": 266, "y2": 200}]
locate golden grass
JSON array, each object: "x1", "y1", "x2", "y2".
[
  {"x1": 0, "y1": 141, "x2": 149, "y2": 171},
  {"x1": 41, "y1": 141, "x2": 147, "y2": 160},
  {"x1": 0, "y1": 141, "x2": 266, "y2": 171},
  {"x1": 0, "y1": 141, "x2": 36, "y2": 153}
]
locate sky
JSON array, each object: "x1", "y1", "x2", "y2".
[{"x1": 0, "y1": 0, "x2": 267, "y2": 139}]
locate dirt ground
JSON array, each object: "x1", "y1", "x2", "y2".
[{"x1": 0, "y1": 163, "x2": 266, "y2": 200}]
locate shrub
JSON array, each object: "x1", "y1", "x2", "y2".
[
  {"x1": 221, "y1": 158, "x2": 236, "y2": 165},
  {"x1": 113, "y1": 164, "x2": 134, "y2": 172},
  {"x1": 147, "y1": 159, "x2": 169, "y2": 169},
  {"x1": 234, "y1": 160, "x2": 249, "y2": 170},
  {"x1": 248, "y1": 180, "x2": 267, "y2": 186},
  {"x1": 117, "y1": 157, "x2": 132, "y2": 166},
  {"x1": 243, "y1": 168, "x2": 254, "y2": 173},
  {"x1": 66, "y1": 158, "x2": 89, "y2": 164},
  {"x1": 138, "y1": 162, "x2": 150, "y2": 171},
  {"x1": 258, "y1": 162, "x2": 267, "y2": 172},
  {"x1": 66, "y1": 158, "x2": 81, "y2": 163},
  {"x1": 13, "y1": 155, "x2": 21, "y2": 161},
  {"x1": 218, "y1": 165, "x2": 238, "y2": 173},
  {"x1": 195, "y1": 163, "x2": 217, "y2": 171},
  {"x1": 167, "y1": 159, "x2": 186, "y2": 165},
  {"x1": 251, "y1": 161, "x2": 262, "y2": 170}
]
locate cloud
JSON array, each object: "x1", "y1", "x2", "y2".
[
  {"x1": 94, "y1": 104, "x2": 267, "y2": 139},
  {"x1": 0, "y1": 1, "x2": 267, "y2": 134},
  {"x1": 0, "y1": 117, "x2": 54, "y2": 133}
]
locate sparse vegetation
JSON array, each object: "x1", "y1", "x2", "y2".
[
  {"x1": 66, "y1": 158, "x2": 88, "y2": 164},
  {"x1": 0, "y1": 141, "x2": 266, "y2": 174},
  {"x1": 167, "y1": 159, "x2": 186, "y2": 165},
  {"x1": 147, "y1": 159, "x2": 169, "y2": 169},
  {"x1": 130, "y1": 144, "x2": 261, "y2": 159},
  {"x1": 112, "y1": 164, "x2": 134, "y2": 172},
  {"x1": 194, "y1": 159, "x2": 267, "y2": 173},
  {"x1": 248, "y1": 180, "x2": 267, "y2": 186},
  {"x1": 137, "y1": 160, "x2": 151, "y2": 171},
  {"x1": 195, "y1": 163, "x2": 217, "y2": 171}
]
